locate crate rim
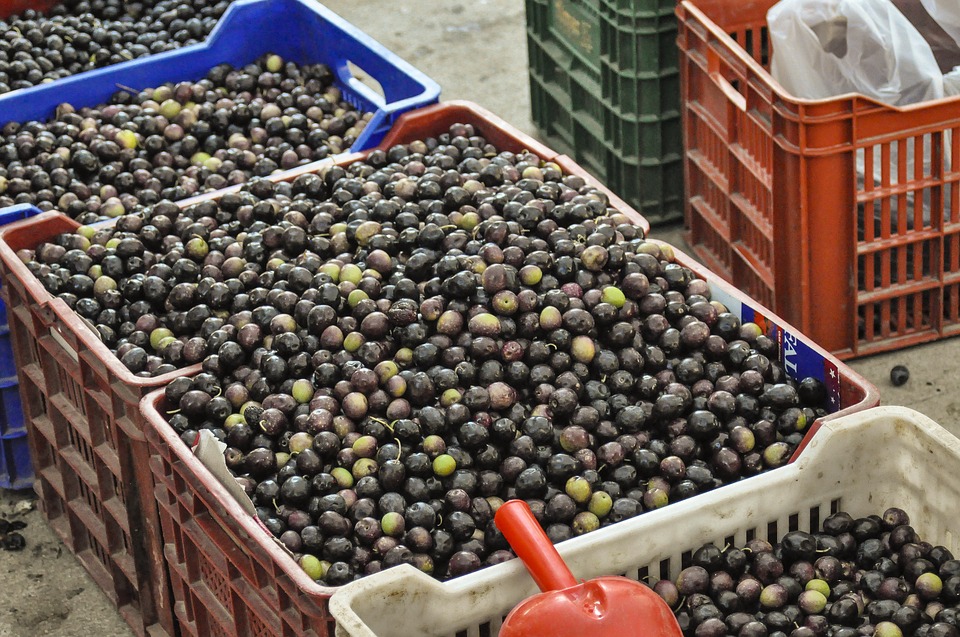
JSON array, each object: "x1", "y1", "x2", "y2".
[
  {"x1": 0, "y1": 1, "x2": 58, "y2": 19},
  {"x1": 382, "y1": 101, "x2": 560, "y2": 164}
]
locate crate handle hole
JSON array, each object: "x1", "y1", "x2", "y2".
[
  {"x1": 706, "y1": 48, "x2": 747, "y2": 112},
  {"x1": 50, "y1": 327, "x2": 78, "y2": 363},
  {"x1": 347, "y1": 61, "x2": 385, "y2": 99},
  {"x1": 714, "y1": 73, "x2": 746, "y2": 112}
]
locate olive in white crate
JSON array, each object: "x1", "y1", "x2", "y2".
[{"x1": 660, "y1": 507, "x2": 960, "y2": 637}]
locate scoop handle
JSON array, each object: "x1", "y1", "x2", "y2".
[{"x1": 495, "y1": 499, "x2": 578, "y2": 592}]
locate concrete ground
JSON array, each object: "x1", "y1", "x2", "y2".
[{"x1": 0, "y1": 1, "x2": 956, "y2": 636}]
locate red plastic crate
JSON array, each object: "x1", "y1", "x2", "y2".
[
  {"x1": 0, "y1": 1, "x2": 57, "y2": 18},
  {"x1": 677, "y1": 0, "x2": 960, "y2": 358},
  {"x1": 140, "y1": 238, "x2": 878, "y2": 637},
  {"x1": 139, "y1": 101, "x2": 875, "y2": 635},
  {"x1": 136, "y1": 100, "x2": 650, "y2": 637},
  {"x1": 0, "y1": 212, "x2": 201, "y2": 637}
]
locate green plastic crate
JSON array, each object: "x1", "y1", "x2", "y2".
[{"x1": 526, "y1": 0, "x2": 683, "y2": 224}]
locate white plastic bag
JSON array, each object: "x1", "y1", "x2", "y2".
[
  {"x1": 768, "y1": 0, "x2": 955, "y2": 246},
  {"x1": 768, "y1": 0, "x2": 945, "y2": 106}
]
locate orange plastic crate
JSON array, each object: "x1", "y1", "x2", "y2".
[{"x1": 677, "y1": 0, "x2": 960, "y2": 358}]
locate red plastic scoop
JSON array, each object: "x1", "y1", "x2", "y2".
[{"x1": 495, "y1": 499, "x2": 683, "y2": 637}]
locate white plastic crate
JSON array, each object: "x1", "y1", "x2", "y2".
[{"x1": 330, "y1": 406, "x2": 960, "y2": 637}]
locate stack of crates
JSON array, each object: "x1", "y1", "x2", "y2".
[{"x1": 526, "y1": 0, "x2": 685, "y2": 224}]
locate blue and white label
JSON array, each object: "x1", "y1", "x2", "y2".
[{"x1": 708, "y1": 282, "x2": 842, "y2": 413}]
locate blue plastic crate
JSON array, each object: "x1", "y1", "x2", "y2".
[
  {"x1": 0, "y1": 204, "x2": 39, "y2": 489},
  {"x1": 0, "y1": 0, "x2": 440, "y2": 153},
  {"x1": 0, "y1": 205, "x2": 40, "y2": 380},
  {"x1": 0, "y1": 205, "x2": 37, "y2": 489},
  {"x1": 0, "y1": 427, "x2": 29, "y2": 491}
]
